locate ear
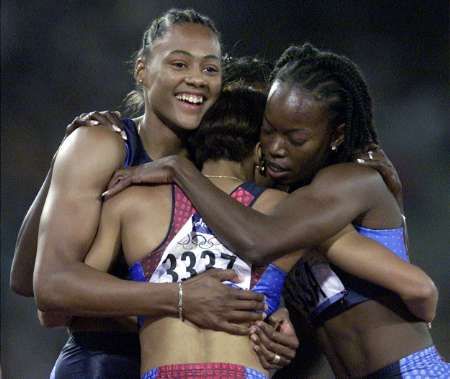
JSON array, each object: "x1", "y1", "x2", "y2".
[
  {"x1": 253, "y1": 142, "x2": 263, "y2": 165},
  {"x1": 135, "y1": 57, "x2": 146, "y2": 84},
  {"x1": 331, "y1": 123, "x2": 345, "y2": 149}
]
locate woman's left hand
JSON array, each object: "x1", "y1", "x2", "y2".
[
  {"x1": 249, "y1": 307, "x2": 299, "y2": 370},
  {"x1": 102, "y1": 155, "x2": 184, "y2": 200}
]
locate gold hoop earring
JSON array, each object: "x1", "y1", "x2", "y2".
[{"x1": 256, "y1": 144, "x2": 267, "y2": 176}]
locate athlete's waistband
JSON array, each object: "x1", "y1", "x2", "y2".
[
  {"x1": 68, "y1": 330, "x2": 140, "y2": 355},
  {"x1": 366, "y1": 345, "x2": 449, "y2": 378},
  {"x1": 142, "y1": 362, "x2": 268, "y2": 379}
]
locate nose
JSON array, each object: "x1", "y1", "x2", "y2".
[
  {"x1": 266, "y1": 135, "x2": 287, "y2": 158},
  {"x1": 184, "y1": 71, "x2": 207, "y2": 88}
]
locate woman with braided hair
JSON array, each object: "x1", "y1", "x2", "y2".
[{"x1": 103, "y1": 43, "x2": 448, "y2": 377}]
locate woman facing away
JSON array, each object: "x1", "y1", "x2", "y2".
[
  {"x1": 103, "y1": 43, "x2": 448, "y2": 378},
  {"x1": 10, "y1": 9, "x2": 289, "y2": 379},
  {"x1": 80, "y1": 87, "x2": 432, "y2": 379}
]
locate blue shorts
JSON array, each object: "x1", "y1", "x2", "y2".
[
  {"x1": 142, "y1": 363, "x2": 268, "y2": 379},
  {"x1": 50, "y1": 331, "x2": 140, "y2": 379},
  {"x1": 366, "y1": 345, "x2": 450, "y2": 378}
]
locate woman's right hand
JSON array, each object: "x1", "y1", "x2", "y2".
[{"x1": 354, "y1": 143, "x2": 404, "y2": 210}]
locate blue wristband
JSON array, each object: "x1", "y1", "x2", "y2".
[{"x1": 252, "y1": 264, "x2": 286, "y2": 317}]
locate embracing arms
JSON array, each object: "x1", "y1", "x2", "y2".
[
  {"x1": 104, "y1": 156, "x2": 393, "y2": 264},
  {"x1": 33, "y1": 126, "x2": 168, "y2": 317},
  {"x1": 33, "y1": 125, "x2": 264, "y2": 333},
  {"x1": 10, "y1": 111, "x2": 124, "y2": 297},
  {"x1": 321, "y1": 226, "x2": 438, "y2": 322}
]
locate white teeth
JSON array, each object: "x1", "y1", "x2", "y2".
[{"x1": 176, "y1": 94, "x2": 204, "y2": 104}]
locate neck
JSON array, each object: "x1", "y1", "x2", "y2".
[
  {"x1": 201, "y1": 160, "x2": 249, "y2": 182},
  {"x1": 135, "y1": 111, "x2": 187, "y2": 160}
]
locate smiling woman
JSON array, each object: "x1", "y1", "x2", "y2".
[{"x1": 11, "y1": 8, "x2": 287, "y2": 379}]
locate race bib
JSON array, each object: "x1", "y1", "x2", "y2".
[
  {"x1": 295, "y1": 253, "x2": 346, "y2": 314},
  {"x1": 150, "y1": 213, "x2": 252, "y2": 289}
]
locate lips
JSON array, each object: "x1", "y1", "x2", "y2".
[
  {"x1": 266, "y1": 160, "x2": 289, "y2": 172},
  {"x1": 266, "y1": 160, "x2": 291, "y2": 180},
  {"x1": 175, "y1": 92, "x2": 206, "y2": 105}
]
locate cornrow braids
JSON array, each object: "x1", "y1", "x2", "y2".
[
  {"x1": 123, "y1": 9, "x2": 220, "y2": 115},
  {"x1": 272, "y1": 43, "x2": 378, "y2": 162}
]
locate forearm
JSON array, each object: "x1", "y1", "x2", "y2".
[
  {"x1": 172, "y1": 159, "x2": 291, "y2": 264},
  {"x1": 11, "y1": 161, "x2": 54, "y2": 296},
  {"x1": 34, "y1": 261, "x2": 178, "y2": 318}
]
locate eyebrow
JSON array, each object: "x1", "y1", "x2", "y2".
[
  {"x1": 263, "y1": 115, "x2": 310, "y2": 135},
  {"x1": 168, "y1": 50, "x2": 220, "y2": 61}
]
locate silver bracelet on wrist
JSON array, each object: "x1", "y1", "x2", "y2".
[{"x1": 177, "y1": 282, "x2": 184, "y2": 321}]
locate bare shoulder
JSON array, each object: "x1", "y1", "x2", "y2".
[
  {"x1": 53, "y1": 126, "x2": 126, "y2": 190},
  {"x1": 103, "y1": 184, "x2": 172, "y2": 219},
  {"x1": 252, "y1": 187, "x2": 288, "y2": 214},
  {"x1": 57, "y1": 126, "x2": 126, "y2": 171},
  {"x1": 313, "y1": 162, "x2": 383, "y2": 188},
  {"x1": 307, "y1": 162, "x2": 388, "y2": 201}
]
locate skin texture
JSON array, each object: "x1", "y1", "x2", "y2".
[
  {"x1": 30, "y1": 23, "x2": 267, "y2": 335},
  {"x1": 83, "y1": 158, "x2": 289, "y2": 374},
  {"x1": 104, "y1": 82, "x2": 437, "y2": 376},
  {"x1": 83, "y1": 153, "x2": 411, "y2": 373}
]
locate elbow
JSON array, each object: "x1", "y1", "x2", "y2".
[
  {"x1": 403, "y1": 276, "x2": 438, "y2": 323},
  {"x1": 10, "y1": 273, "x2": 34, "y2": 297},
  {"x1": 38, "y1": 310, "x2": 71, "y2": 328},
  {"x1": 242, "y1": 243, "x2": 275, "y2": 266},
  {"x1": 416, "y1": 279, "x2": 438, "y2": 322},
  {"x1": 34, "y1": 273, "x2": 64, "y2": 312}
]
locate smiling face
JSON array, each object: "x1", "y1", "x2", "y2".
[
  {"x1": 136, "y1": 23, "x2": 222, "y2": 132},
  {"x1": 261, "y1": 81, "x2": 342, "y2": 187}
]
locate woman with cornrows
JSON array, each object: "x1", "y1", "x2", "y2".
[{"x1": 104, "y1": 43, "x2": 448, "y2": 378}]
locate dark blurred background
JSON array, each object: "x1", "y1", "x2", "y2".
[{"x1": 2, "y1": 1, "x2": 448, "y2": 377}]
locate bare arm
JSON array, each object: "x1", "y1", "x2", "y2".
[
  {"x1": 10, "y1": 158, "x2": 55, "y2": 296},
  {"x1": 33, "y1": 132, "x2": 265, "y2": 332},
  {"x1": 321, "y1": 225, "x2": 438, "y2": 322},
  {"x1": 33, "y1": 126, "x2": 180, "y2": 317},
  {"x1": 105, "y1": 156, "x2": 387, "y2": 265},
  {"x1": 10, "y1": 111, "x2": 124, "y2": 297}
]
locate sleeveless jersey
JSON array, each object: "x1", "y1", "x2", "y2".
[
  {"x1": 129, "y1": 182, "x2": 266, "y2": 289},
  {"x1": 284, "y1": 225, "x2": 409, "y2": 326}
]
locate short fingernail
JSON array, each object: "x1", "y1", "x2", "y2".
[
  {"x1": 101, "y1": 190, "x2": 109, "y2": 198},
  {"x1": 90, "y1": 120, "x2": 99, "y2": 125},
  {"x1": 250, "y1": 334, "x2": 258, "y2": 342},
  {"x1": 253, "y1": 345, "x2": 260, "y2": 352},
  {"x1": 249, "y1": 326, "x2": 257, "y2": 334},
  {"x1": 356, "y1": 158, "x2": 364, "y2": 164},
  {"x1": 256, "y1": 320, "x2": 263, "y2": 327}
]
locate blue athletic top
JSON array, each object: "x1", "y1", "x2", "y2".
[
  {"x1": 108, "y1": 118, "x2": 152, "y2": 281},
  {"x1": 284, "y1": 225, "x2": 409, "y2": 326},
  {"x1": 123, "y1": 118, "x2": 151, "y2": 167}
]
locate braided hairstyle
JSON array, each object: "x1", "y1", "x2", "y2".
[
  {"x1": 270, "y1": 43, "x2": 378, "y2": 163},
  {"x1": 279, "y1": 44, "x2": 380, "y2": 317},
  {"x1": 222, "y1": 55, "x2": 274, "y2": 93},
  {"x1": 124, "y1": 9, "x2": 220, "y2": 115}
]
